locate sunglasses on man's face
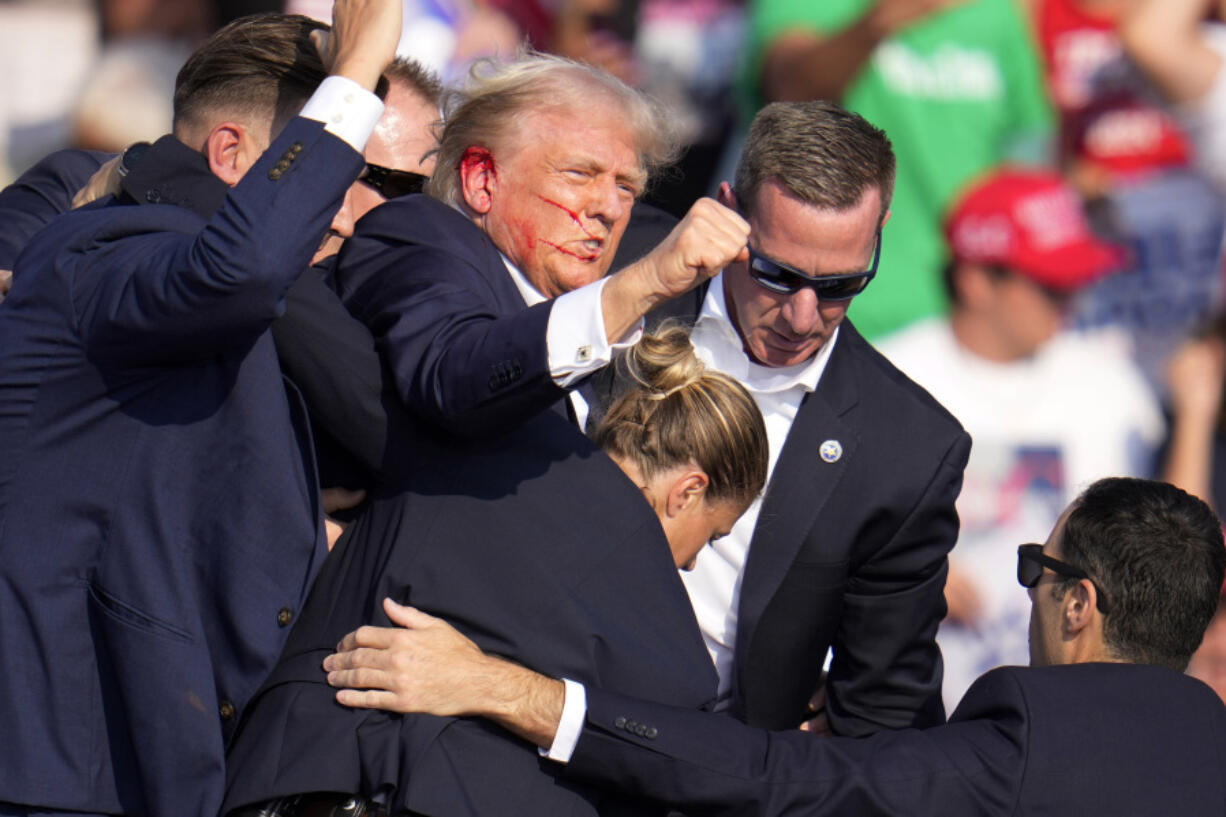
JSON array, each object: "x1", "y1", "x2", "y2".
[
  {"x1": 1016, "y1": 543, "x2": 1111, "y2": 614},
  {"x1": 746, "y1": 227, "x2": 882, "y2": 300},
  {"x1": 358, "y1": 162, "x2": 428, "y2": 199}
]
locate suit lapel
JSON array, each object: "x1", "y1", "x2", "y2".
[{"x1": 733, "y1": 330, "x2": 862, "y2": 685}]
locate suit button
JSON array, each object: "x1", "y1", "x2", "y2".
[
  {"x1": 290, "y1": 142, "x2": 303, "y2": 154},
  {"x1": 645, "y1": 727, "x2": 658, "y2": 739},
  {"x1": 145, "y1": 189, "x2": 161, "y2": 203},
  {"x1": 268, "y1": 169, "x2": 283, "y2": 180},
  {"x1": 625, "y1": 719, "x2": 637, "y2": 733},
  {"x1": 218, "y1": 699, "x2": 235, "y2": 721},
  {"x1": 276, "y1": 607, "x2": 294, "y2": 627},
  {"x1": 634, "y1": 724, "x2": 648, "y2": 736},
  {"x1": 614, "y1": 716, "x2": 626, "y2": 729}
]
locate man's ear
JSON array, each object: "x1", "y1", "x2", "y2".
[
  {"x1": 205, "y1": 122, "x2": 248, "y2": 187},
  {"x1": 664, "y1": 470, "x2": 709, "y2": 518},
  {"x1": 458, "y1": 146, "x2": 498, "y2": 215},
  {"x1": 881, "y1": 208, "x2": 891, "y2": 228},
  {"x1": 1062, "y1": 579, "x2": 1098, "y2": 636},
  {"x1": 716, "y1": 182, "x2": 736, "y2": 210}
]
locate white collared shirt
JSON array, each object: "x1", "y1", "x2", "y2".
[
  {"x1": 502, "y1": 254, "x2": 642, "y2": 428},
  {"x1": 684, "y1": 271, "x2": 839, "y2": 705}
]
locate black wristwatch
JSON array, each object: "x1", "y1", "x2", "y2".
[{"x1": 117, "y1": 141, "x2": 152, "y2": 178}]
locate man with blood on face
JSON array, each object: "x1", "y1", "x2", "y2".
[{"x1": 332, "y1": 51, "x2": 751, "y2": 438}]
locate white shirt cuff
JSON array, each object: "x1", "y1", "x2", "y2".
[
  {"x1": 298, "y1": 75, "x2": 385, "y2": 153},
  {"x1": 548, "y1": 277, "x2": 643, "y2": 387},
  {"x1": 539, "y1": 678, "x2": 587, "y2": 763}
]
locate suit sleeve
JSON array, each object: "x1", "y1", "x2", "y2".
[
  {"x1": 338, "y1": 230, "x2": 567, "y2": 437},
  {"x1": 827, "y1": 429, "x2": 972, "y2": 737},
  {"x1": 0, "y1": 149, "x2": 109, "y2": 269},
  {"x1": 271, "y1": 262, "x2": 389, "y2": 475},
  {"x1": 66, "y1": 119, "x2": 363, "y2": 366},
  {"x1": 565, "y1": 670, "x2": 1025, "y2": 817}
]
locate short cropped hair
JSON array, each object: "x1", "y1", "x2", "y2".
[
  {"x1": 385, "y1": 57, "x2": 443, "y2": 107},
  {"x1": 735, "y1": 100, "x2": 895, "y2": 224},
  {"x1": 427, "y1": 51, "x2": 679, "y2": 206},
  {"x1": 173, "y1": 13, "x2": 328, "y2": 135},
  {"x1": 1058, "y1": 478, "x2": 1226, "y2": 671}
]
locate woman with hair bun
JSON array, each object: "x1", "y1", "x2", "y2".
[
  {"x1": 596, "y1": 325, "x2": 767, "y2": 569},
  {"x1": 225, "y1": 329, "x2": 768, "y2": 817}
]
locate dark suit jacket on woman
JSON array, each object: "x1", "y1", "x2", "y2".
[
  {"x1": 223, "y1": 409, "x2": 718, "y2": 817},
  {"x1": 564, "y1": 662, "x2": 1226, "y2": 816}
]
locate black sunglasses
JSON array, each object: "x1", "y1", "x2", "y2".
[
  {"x1": 358, "y1": 162, "x2": 428, "y2": 199},
  {"x1": 1016, "y1": 544, "x2": 1111, "y2": 614},
  {"x1": 746, "y1": 228, "x2": 882, "y2": 300}
]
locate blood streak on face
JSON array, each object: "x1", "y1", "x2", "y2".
[{"x1": 476, "y1": 105, "x2": 643, "y2": 298}]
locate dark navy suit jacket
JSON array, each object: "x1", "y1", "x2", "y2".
[
  {"x1": 0, "y1": 120, "x2": 360, "y2": 816},
  {"x1": 565, "y1": 662, "x2": 1226, "y2": 816},
  {"x1": 224, "y1": 409, "x2": 718, "y2": 817},
  {"x1": 0, "y1": 148, "x2": 109, "y2": 269},
  {"x1": 335, "y1": 194, "x2": 573, "y2": 437},
  {"x1": 605, "y1": 288, "x2": 970, "y2": 737}
]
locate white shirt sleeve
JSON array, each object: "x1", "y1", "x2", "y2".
[
  {"x1": 548, "y1": 277, "x2": 643, "y2": 387},
  {"x1": 298, "y1": 75, "x2": 385, "y2": 153},
  {"x1": 538, "y1": 678, "x2": 588, "y2": 764}
]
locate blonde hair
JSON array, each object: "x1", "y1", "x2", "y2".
[
  {"x1": 425, "y1": 50, "x2": 679, "y2": 206},
  {"x1": 595, "y1": 327, "x2": 768, "y2": 507}
]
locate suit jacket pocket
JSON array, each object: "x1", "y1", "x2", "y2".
[{"x1": 87, "y1": 582, "x2": 193, "y2": 642}]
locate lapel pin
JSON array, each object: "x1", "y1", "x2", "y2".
[{"x1": 819, "y1": 439, "x2": 843, "y2": 463}]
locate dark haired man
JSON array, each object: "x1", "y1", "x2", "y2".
[
  {"x1": 877, "y1": 166, "x2": 1163, "y2": 706},
  {"x1": 322, "y1": 477, "x2": 1226, "y2": 816},
  {"x1": 0, "y1": 3, "x2": 400, "y2": 815}
]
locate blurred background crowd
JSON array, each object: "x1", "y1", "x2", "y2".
[{"x1": 4, "y1": 0, "x2": 1224, "y2": 710}]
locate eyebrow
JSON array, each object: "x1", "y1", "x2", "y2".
[{"x1": 558, "y1": 156, "x2": 647, "y2": 195}]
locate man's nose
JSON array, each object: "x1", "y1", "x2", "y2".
[
  {"x1": 781, "y1": 286, "x2": 822, "y2": 335},
  {"x1": 585, "y1": 176, "x2": 629, "y2": 228},
  {"x1": 330, "y1": 187, "x2": 358, "y2": 240}
]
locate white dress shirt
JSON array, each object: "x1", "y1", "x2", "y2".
[
  {"x1": 683, "y1": 272, "x2": 838, "y2": 705},
  {"x1": 503, "y1": 254, "x2": 642, "y2": 428}
]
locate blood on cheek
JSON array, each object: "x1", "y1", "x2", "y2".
[{"x1": 535, "y1": 196, "x2": 600, "y2": 260}]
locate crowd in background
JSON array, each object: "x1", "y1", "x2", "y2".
[{"x1": 4, "y1": 0, "x2": 1226, "y2": 735}]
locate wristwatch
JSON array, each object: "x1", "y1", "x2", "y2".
[{"x1": 117, "y1": 141, "x2": 152, "y2": 178}]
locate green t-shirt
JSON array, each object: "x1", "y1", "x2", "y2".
[{"x1": 739, "y1": 0, "x2": 1054, "y2": 338}]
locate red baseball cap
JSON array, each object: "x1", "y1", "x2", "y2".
[{"x1": 945, "y1": 167, "x2": 1126, "y2": 292}]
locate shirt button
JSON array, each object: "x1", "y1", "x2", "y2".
[
  {"x1": 276, "y1": 607, "x2": 294, "y2": 627},
  {"x1": 344, "y1": 93, "x2": 355, "y2": 103},
  {"x1": 218, "y1": 699, "x2": 236, "y2": 721},
  {"x1": 331, "y1": 113, "x2": 344, "y2": 124}
]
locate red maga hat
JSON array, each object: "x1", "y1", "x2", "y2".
[{"x1": 946, "y1": 167, "x2": 1125, "y2": 292}]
